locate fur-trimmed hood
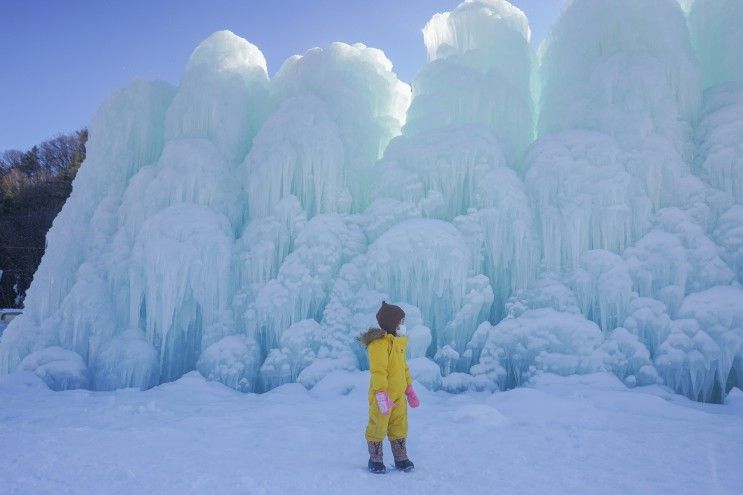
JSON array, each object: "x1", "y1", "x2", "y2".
[{"x1": 357, "y1": 328, "x2": 388, "y2": 347}]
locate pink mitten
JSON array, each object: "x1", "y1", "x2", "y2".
[
  {"x1": 374, "y1": 390, "x2": 395, "y2": 415},
  {"x1": 405, "y1": 385, "x2": 420, "y2": 408}
]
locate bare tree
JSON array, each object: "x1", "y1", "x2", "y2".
[{"x1": 0, "y1": 129, "x2": 88, "y2": 307}]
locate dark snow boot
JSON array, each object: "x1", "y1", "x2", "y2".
[
  {"x1": 367, "y1": 440, "x2": 386, "y2": 474},
  {"x1": 390, "y1": 438, "x2": 415, "y2": 472}
]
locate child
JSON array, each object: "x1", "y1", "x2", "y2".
[{"x1": 358, "y1": 301, "x2": 420, "y2": 474}]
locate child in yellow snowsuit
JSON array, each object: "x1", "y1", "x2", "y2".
[{"x1": 359, "y1": 301, "x2": 420, "y2": 474}]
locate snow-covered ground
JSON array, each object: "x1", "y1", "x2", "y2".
[{"x1": 1, "y1": 371, "x2": 742, "y2": 495}]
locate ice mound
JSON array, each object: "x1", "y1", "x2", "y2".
[
  {"x1": 197, "y1": 335, "x2": 260, "y2": 393},
  {"x1": 90, "y1": 328, "x2": 159, "y2": 390},
  {"x1": 539, "y1": 0, "x2": 700, "y2": 151},
  {"x1": 165, "y1": 30, "x2": 270, "y2": 163},
  {"x1": 20, "y1": 347, "x2": 89, "y2": 391},
  {"x1": 470, "y1": 309, "x2": 604, "y2": 390},
  {"x1": 271, "y1": 42, "x2": 411, "y2": 211},
  {"x1": 655, "y1": 286, "x2": 743, "y2": 402},
  {"x1": 408, "y1": 357, "x2": 443, "y2": 391},
  {"x1": 423, "y1": 0, "x2": 531, "y2": 64},
  {"x1": 409, "y1": 0, "x2": 534, "y2": 163}
]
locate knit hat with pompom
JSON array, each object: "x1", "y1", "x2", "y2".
[{"x1": 376, "y1": 301, "x2": 405, "y2": 334}]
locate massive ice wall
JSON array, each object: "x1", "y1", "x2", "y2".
[{"x1": 1, "y1": 1, "x2": 742, "y2": 403}]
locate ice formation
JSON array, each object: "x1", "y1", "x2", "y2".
[
  {"x1": 688, "y1": 0, "x2": 743, "y2": 89},
  {"x1": 1, "y1": 0, "x2": 742, "y2": 403},
  {"x1": 470, "y1": 308, "x2": 604, "y2": 390},
  {"x1": 410, "y1": 0, "x2": 534, "y2": 164}
]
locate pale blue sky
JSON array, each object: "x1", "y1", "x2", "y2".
[{"x1": 0, "y1": 0, "x2": 565, "y2": 151}]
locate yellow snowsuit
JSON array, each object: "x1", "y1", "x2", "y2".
[{"x1": 361, "y1": 329, "x2": 412, "y2": 442}]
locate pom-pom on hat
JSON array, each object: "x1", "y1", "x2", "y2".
[{"x1": 376, "y1": 301, "x2": 405, "y2": 334}]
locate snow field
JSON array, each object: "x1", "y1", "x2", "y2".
[{"x1": 1, "y1": 371, "x2": 742, "y2": 494}]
